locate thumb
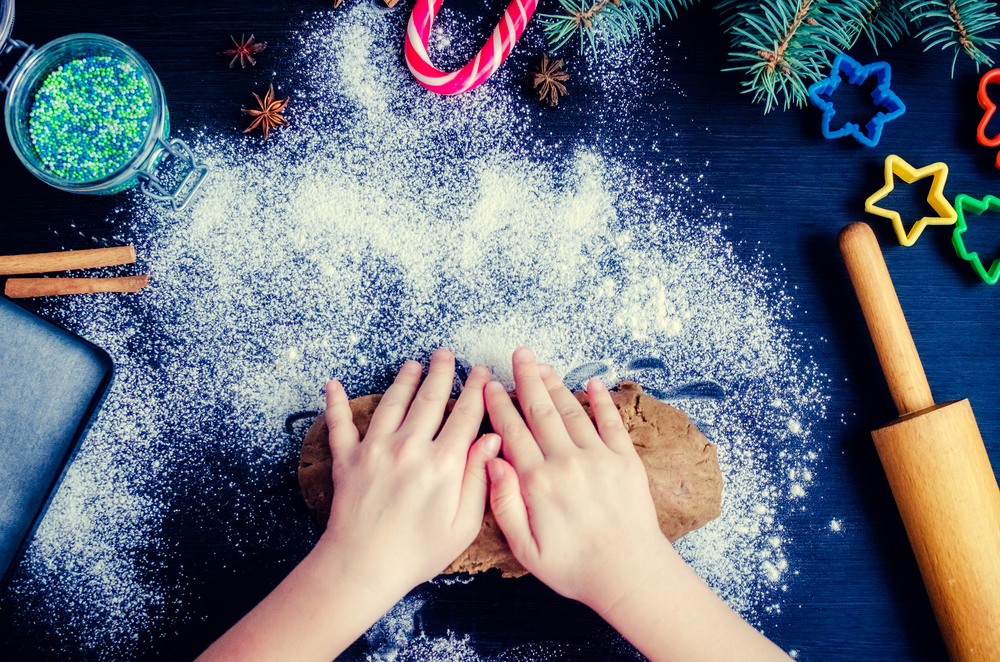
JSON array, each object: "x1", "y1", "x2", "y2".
[
  {"x1": 456, "y1": 433, "x2": 502, "y2": 532},
  {"x1": 487, "y1": 457, "x2": 537, "y2": 567},
  {"x1": 325, "y1": 380, "x2": 360, "y2": 462}
]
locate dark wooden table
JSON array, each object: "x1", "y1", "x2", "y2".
[{"x1": 2, "y1": 0, "x2": 998, "y2": 660}]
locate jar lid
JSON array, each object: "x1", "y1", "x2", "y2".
[{"x1": 0, "y1": 0, "x2": 14, "y2": 48}]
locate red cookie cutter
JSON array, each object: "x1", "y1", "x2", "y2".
[{"x1": 976, "y1": 68, "x2": 1000, "y2": 168}]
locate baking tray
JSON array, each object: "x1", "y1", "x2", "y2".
[{"x1": 0, "y1": 295, "x2": 114, "y2": 589}]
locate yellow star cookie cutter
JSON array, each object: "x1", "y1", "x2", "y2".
[{"x1": 864, "y1": 154, "x2": 958, "y2": 246}]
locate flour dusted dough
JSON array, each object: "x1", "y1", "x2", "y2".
[{"x1": 297, "y1": 381, "x2": 722, "y2": 578}]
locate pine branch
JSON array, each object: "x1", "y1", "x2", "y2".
[
  {"x1": 540, "y1": 0, "x2": 700, "y2": 55},
  {"x1": 904, "y1": 0, "x2": 1000, "y2": 75},
  {"x1": 717, "y1": 0, "x2": 854, "y2": 112},
  {"x1": 837, "y1": 0, "x2": 912, "y2": 52}
]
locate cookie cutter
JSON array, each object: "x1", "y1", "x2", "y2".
[
  {"x1": 807, "y1": 54, "x2": 906, "y2": 147},
  {"x1": 952, "y1": 194, "x2": 1000, "y2": 284},
  {"x1": 976, "y1": 69, "x2": 1000, "y2": 169},
  {"x1": 865, "y1": 154, "x2": 957, "y2": 246}
]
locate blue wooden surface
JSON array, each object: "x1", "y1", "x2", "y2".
[{"x1": 1, "y1": 0, "x2": 998, "y2": 659}]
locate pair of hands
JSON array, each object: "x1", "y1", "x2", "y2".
[
  {"x1": 321, "y1": 346, "x2": 674, "y2": 617},
  {"x1": 200, "y1": 346, "x2": 790, "y2": 662}
]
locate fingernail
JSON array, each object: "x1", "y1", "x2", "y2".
[
  {"x1": 483, "y1": 434, "x2": 501, "y2": 457},
  {"x1": 487, "y1": 459, "x2": 505, "y2": 482},
  {"x1": 537, "y1": 363, "x2": 553, "y2": 379},
  {"x1": 431, "y1": 348, "x2": 453, "y2": 363},
  {"x1": 588, "y1": 377, "x2": 607, "y2": 392},
  {"x1": 469, "y1": 364, "x2": 490, "y2": 379},
  {"x1": 513, "y1": 346, "x2": 535, "y2": 364},
  {"x1": 485, "y1": 380, "x2": 506, "y2": 394},
  {"x1": 401, "y1": 360, "x2": 421, "y2": 373}
]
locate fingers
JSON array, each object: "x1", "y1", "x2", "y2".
[
  {"x1": 587, "y1": 378, "x2": 633, "y2": 454},
  {"x1": 486, "y1": 380, "x2": 544, "y2": 469},
  {"x1": 537, "y1": 363, "x2": 604, "y2": 449},
  {"x1": 325, "y1": 380, "x2": 360, "y2": 459},
  {"x1": 454, "y1": 433, "x2": 502, "y2": 531},
  {"x1": 511, "y1": 347, "x2": 574, "y2": 455},
  {"x1": 487, "y1": 457, "x2": 538, "y2": 567},
  {"x1": 366, "y1": 360, "x2": 423, "y2": 438},
  {"x1": 437, "y1": 364, "x2": 490, "y2": 449},
  {"x1": 398, "y1": 348, "x2": 459, "y2": 438}
]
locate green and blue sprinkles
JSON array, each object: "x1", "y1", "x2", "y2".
[{"x1": 28, "y1": 56, "x2": 153, "y2": 182}]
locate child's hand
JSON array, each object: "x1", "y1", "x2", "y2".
[
  {"x1": 484, "y1": 346, "x2": 674, "y2": 618},
  {"x1": 320, "y1": 348, "x2": 500, "y2": 603},
  {"x1": 197, "y1": 349, "x2": 501, "y2": 662}
]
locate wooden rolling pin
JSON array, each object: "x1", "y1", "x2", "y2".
[{"x1": 839, "y1": 222, "x2": 1000, "y2": 662}]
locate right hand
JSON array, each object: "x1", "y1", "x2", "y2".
[{"x1": 484, "y1": 346, "x2": 677, "y2": 617}]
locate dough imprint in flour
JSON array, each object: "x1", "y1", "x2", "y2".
[{"x1": 297, "y1": 381, "x2": 722, "y2": 578}]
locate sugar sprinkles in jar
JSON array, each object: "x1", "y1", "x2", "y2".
[{"x1": 28, "y1": 55, "x2": 153, "y2": 181}]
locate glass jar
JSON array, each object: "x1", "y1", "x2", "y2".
[{"x1": 1, "y1": 5, "x2": 207, "y2": 211}]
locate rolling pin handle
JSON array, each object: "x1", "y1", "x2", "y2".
[{"x1": 838, "y1": 222, "x2": 935, "y2": 416}]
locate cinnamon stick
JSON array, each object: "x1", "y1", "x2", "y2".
[
  {"x1": 4, "y1": 275, "x2": 150, "y2": 298},
  {"x1": 0, "y1": 246, "x2": 137, "y2": 275}
]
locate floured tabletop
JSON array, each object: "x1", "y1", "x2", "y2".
[{"x1": 1, "y1": 0, "x2": 998, "y2": 660}]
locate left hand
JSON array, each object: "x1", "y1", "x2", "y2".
[
  {"x1": 318, "y1": 348, "x2": 500, "y2": 602},
  {"x1": 196, "y1": 349, "x2": 498, "y2": 662}
]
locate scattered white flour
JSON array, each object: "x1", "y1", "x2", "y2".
[
  {"x1": 1, "y1": 3, "x2": 829, "y2": 659},
  {"x1": 366, "y1": 597, "x2": 427, "y2": 659},
  {"x1": 367, "y1": 596, "x2": 482, "y2": 662}
]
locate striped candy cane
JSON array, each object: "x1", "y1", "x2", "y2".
[{"x1": 405, "y1": 0, "x2": 538, "y2": 95}]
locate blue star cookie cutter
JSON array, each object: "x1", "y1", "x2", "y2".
[{"x1": 807, "y1": 54, "x2": 906, "y2": 147}]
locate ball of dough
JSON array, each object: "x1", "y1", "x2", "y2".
[{"x1": 297, "y1": 381, "x2": 722, "y2": 578}]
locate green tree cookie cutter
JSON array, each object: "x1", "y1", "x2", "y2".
[{"x1": 953, "y1": 194, "x2": 1000, "y2": 284}]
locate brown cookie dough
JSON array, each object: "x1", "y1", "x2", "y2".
[{"x1": 297, "y1": 381, "x2": 722, "y2": 578}]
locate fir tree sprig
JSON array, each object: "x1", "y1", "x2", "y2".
[
  {"x1": 841, "y1": 0, "x2": 912, "y2": 52},
  {"x1": 903, "y1": 0, "x2": 1000, "y2": 75},
  {"x1": 717, "y1": 0, "x2": 855, "y2": 112},
  {"x1": 540, "y1": 0, "x2": 699, "y2": 55}
]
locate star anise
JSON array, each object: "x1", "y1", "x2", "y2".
[
  {"x1": 242, "y1": 84, "x2": 290, "y2": 140},
  {"x1": 529, "y1": 54, "x2": 569, "y2": 106},
  {"x1": 219, "y1": 34, "x2": 267, "y2": 69}
]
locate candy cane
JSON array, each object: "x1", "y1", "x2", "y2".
[{"x1": 405, "y1": 0, "x2": 538, "y2": 95}]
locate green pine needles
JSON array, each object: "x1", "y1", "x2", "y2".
[
  {"x1": 537, "y1": 0, "x2": 1000, "y2": 112},
  {"x1": 904, "y1": 0, "x2": 1000, "y2": 75},
  {"x1": 540, "y1": 0, "x2": 699, "y2": 54},
  {"x1": 716, "y1": 0, "x2": 854, "y2": 112},
  {"x1": 718, "y1": 0, "x2": 1000, "y2": 110},
  {"x1": 849, "y1": 0, "x2": 911, "y2": 52}
]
